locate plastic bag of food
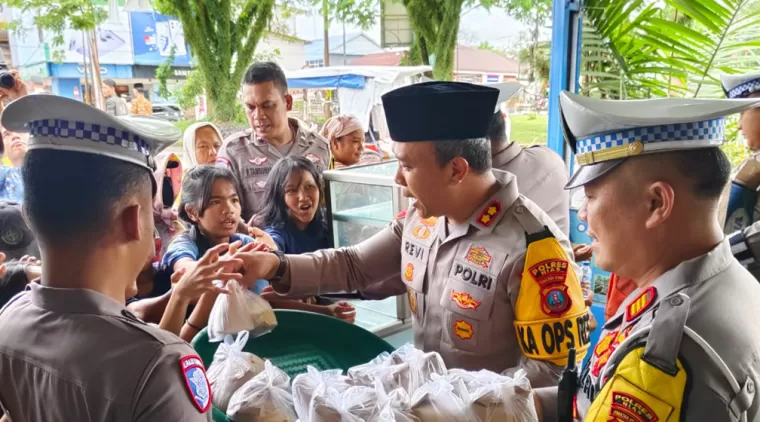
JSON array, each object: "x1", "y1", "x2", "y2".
[
  {"x1": 309, "y1": 384, "x2": 382, "y2": 422},
  {"x1": 411, "y1": 374, "x2": 477, "y2": 422},
  {"x1": 467, "y1": 369, "x2": 538, "y2": 422},
  {"x1": 206, "y1": 332, "x2": 266, "y2": 413},
  {"x1": 227, "y1": 360, "x2": 297, "y2": 422},
  {"x1": 349, "y1": 345, "x2": 446, "y2": 396},
  {"x1": 292, "y1": 366, "x2": 353, "y2": 419},
  {"x1": 370, "y1": 380, "x2": 420, "y2": 422},
  {"x1": 208, "y1": 279, "x2": 277, "y2": 342}
]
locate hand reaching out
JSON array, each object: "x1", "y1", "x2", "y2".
[
  {"x1": 172, "y1": 243, "x2": 244, "y2": 302},
  {"x1": 326, "y1": 301, "x2": 356, "y2": 324},
  {"x1": 0, "y1": 252, "x2": 7, "y2": 280},
  {"x1": 248, "y1": 226, "x2": 278, "y2": 251}
]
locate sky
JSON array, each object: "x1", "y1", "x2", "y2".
[{"x1": 291, "y1": 5, "x2": 531, "y2": 51}]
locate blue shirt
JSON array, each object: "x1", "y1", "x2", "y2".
[
  {"x1": 0, "y1": 166, "x2": 24, "y2": 202},
  {"x1": 264, "y1": 220, "x2": 329, "y2": 255},
  {"x1": 161, "y1": 226, "x2": 255, "y2": 270}
]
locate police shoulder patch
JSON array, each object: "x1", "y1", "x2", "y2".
[
  {"x1": 396, "y1": 208, "x2": 409, "y2": 220},
  {"x1": 609, "y1": 391, "x2": 658, "y2": 422},
  {"x1": 626, "y1": 286, "x2": 657, "y2": 322},
  {"x1": 180, "y1": 355, "x2": 212, "y2": 413}
]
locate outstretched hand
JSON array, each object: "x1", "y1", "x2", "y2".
[
  {"x1": 0, "y1": 70, "x2": 29, "y2": 102},
  {"x1": 171, "y1": 243, "x2": 244, "y2": 302}
]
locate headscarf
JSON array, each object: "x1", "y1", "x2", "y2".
[
  {"x1": 182, "y1": 122, "x2": 224, "y2": 169},
  {"x1": 320, "y1": 114, "x2": 363, "y2": 143}
]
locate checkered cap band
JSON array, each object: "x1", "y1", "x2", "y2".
[
  {"x1": 576, "y1": 118, "x2": 725, "y2": 155},
  {"x1": 28, "y1": 119, "x2": 151, "y2": 156},
  {"x1": 728, "y1": 79, "x2": 760, "y2": 99}
]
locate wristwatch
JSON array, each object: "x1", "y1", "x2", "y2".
[{"x1": 270, "y1": 250, "x2": 287, "y2": 282}]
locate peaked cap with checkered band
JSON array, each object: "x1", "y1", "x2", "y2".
[
  {"x1": 1, "y1": 94, "x2": 179, "y2": 180},
  {"x1": 560, "y1": 91, "x2": 760, "y2": 189},
  {"x1": 721, "y1": 71, "x2": 760, "y2": 99}
]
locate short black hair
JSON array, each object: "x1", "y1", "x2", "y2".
[
  {"x1": 102, "y1": 78, "x2": 117, "y2": 88},
  {"x1": 23, "y1": 150, "x2": 151, "y2": 246},
  {"x1": 179, "y1": 165, "x2": 239, "y2": 225},
  {"x1": 256, "y1": 156, "x2": 327, "y2": 232},
  {"x1": 667, "y1": 147, "x2": 730, "y2": 199},
  {"x1": 433, "y1": 138, "x2": 492, "y2": 174},
  {"x1": 134, "y1": 83, "x2": 144, "y2": 93},
  {"x1": 488, "y1": 112, "x2": 507, "y2": 144},
  {"x1": 242, "y1": 61, "x2": 288, "y2": 94},
  {"x1": 0, "y1": 260, "x2": 29, "y2": 308}
]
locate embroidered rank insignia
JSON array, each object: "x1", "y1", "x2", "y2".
[
  {"x1": 541, "y1": 284, "x2": 572, "y2": 316},
  {"x1": 592, "y1": 325, "x2": 633, "y2": 377},
  {"x1": 465, "y1": 246, "x2": 492, "y2": 269},
  {"x1": 412, "y1": 225, "x2": 431, "y2": 239},
  {"x1": 454, "y1": 320, "x2": 474, "y2": 340},
  {"x1": 408, "y1": 290, "x2": 417, "y2": 314},
  {"x1": 396, "y1": 209, "x2": 408, "y2": 219},
  {"x1": 216, "y1": 157, "x2": 231, "y2": 169},
  {"x1": 180, "y1": 355, "x2": 212, "y2": 413},
  {"x1": 248, "y1": 156, "x2": 268, "y2": 166},
  {"x1": 450, "y1": 290, "x2": 481, "y2": 310},
  {"x1": 626, "y1": 286, "x2": 657, "y2": 322},
  {"x1": 477, "y1": 201, "x2": 502, "y2": 227},
  {"x1": 404, "y1": 263, "x2": 414, "y2": 282},
  {"x1": 609, "y1": 391, "x2": 658, "y2": 422},
  {"x1": 305, "y1": 153, "x2": 321, "y2": 163}
]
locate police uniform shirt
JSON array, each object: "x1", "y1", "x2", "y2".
[
  {"x1": 216, "y1": 118, "x2": 331, "y2": 222},
  {"x1": 536, "y1": 240, "x2": 760, "y2": 421},
  {"x1": 492, "y1": 142, "x2": 570, "y2": 235},
  {"x1": 0, "y1": 284, "x2": 212, "y2": 421},
  {"x1": 275, "y1": 169, "x2": 586, "y2": 386}
]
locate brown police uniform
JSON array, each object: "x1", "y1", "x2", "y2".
[
  {"x1": 276, "y1": 169, "x2": 587, "y2": 386},
  {"x1": 492, "y1": 142, "x2": 570, "y2": 236},
  {"x1": 216, "y1": 118, "x2": 331, "y2": 222},
  {"x1": 0, "y1": 284, "x2": 212, "y2": 421}
]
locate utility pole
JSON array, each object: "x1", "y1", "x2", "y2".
[
  {"x1": 88, "y1": 1, "x2": 104, "y2": 110},
  {"x1": 322, "y1": 0, "x2": 329, "y2": 67}
]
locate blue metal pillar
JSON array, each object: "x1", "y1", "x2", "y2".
[{"x1": 546, "y1": 0, "x2": 583, "y2": 166}]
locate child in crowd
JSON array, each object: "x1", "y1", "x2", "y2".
[
  {"x1": 0, "y1": 131, "x2": 24, "y2": 202},
  {"x1": 257, "y1": 156, "x2": 356, "y2": 323}
]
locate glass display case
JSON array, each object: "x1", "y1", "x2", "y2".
[{"x1": 323, "y1": 160, "x2": 412, "y2": 338}]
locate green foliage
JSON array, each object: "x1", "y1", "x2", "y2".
[
  {"x1": 155, "y1": 45, "x2": 177, "y2": 99},
  {"x1": 0, "y1": 0, "x2": 108, "y2": 62},
  {"x1": 511, "y1": 114, "x2": 548, "y2": 146},
  {"x1": 154, "y1": 0, "x2": 277, "y2": 122}
]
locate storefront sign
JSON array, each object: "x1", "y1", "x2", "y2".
[
  {"x1": 132, "y1": 65, "x2": 192, "y2": 80},
  {"x1": 49, "y1": 63, "x2": 133, "y2": 79},
  {"x1": 130, "y1": 11, "x2": 192, "y2": 66}
]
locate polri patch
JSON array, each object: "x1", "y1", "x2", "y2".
[
  {"x1": 248, "y1": 155, "x2": 268, "y2": 166},
  {"x1": 404, "y1": 263, "x2": 414, "y2": 282},
  {"x1": 412, "y1": 225, "x2": 431, "y2": 240},
  {"x1": 530, "y1": 259, "x2": 569, "y2": 286},
  {"x1": 465, "y1": 246, "x2": 492, "y2": 270},
  {"x1": 477, "y1": 201, "x2": 502, "y2": 227},
  {"x1": 180, "y1": 355, "x2": 212, "y2": 413},
  {"x1": 626, "y1": 286, "x2": 657, "y2": 322},
  {"x1": 408, "y1": 290, "x2": 417, "y2": 315},
  {"x1": 450, "y1": 289, "x2": 481, "y2": 311},
  {"x1": 454, "y1": 320, "x2": 474, "y2": 340},
  {"x1": 541, "y1": 284, "x2": 571, "y2": 316},
  {"x1": 420, "y1": 216, "x2": 438, "y2": 227},
  {"x1": 609, "y1": 391, "x2": 658, "y2": 422},
  {"x1": 305, "y1": 153, "x2": 321, "y2": 164}
]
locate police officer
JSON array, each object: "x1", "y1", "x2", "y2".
[
  {"x1": 534, "y1": 91, "x2": 760, "y2": 421},
  {"x1": 216, "y1": 61, "x2": 330, "y2": 224},
  {"x1": 0, "y1": 95, "x2": 224, "y2": 421},
  {"x1": 721, "y1": 72, "x2": 760, "y2": 279},
  {"x1": 487, "y1": 82, "x2": 570, "y2": 235},
  {"x1": 238, "y1": 82, "x2": 592, "y2": 387}
]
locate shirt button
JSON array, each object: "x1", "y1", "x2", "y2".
[
  {"x1": 668, "y1": 296, "x2": 683, "y2": 307},
  {"x1": 748, "y1": 379, "x2": 755, "y2": 394},
  {"x1": 515, "y1": 205, "x2": 525, "y2": 214}
]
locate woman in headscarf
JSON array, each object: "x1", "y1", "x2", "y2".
[
  {"x1": 320, "y1": 114, "x2": 379, "y2": 169},
  {"x1": 182, "y1": 122, "x2": 224, "y2": 169}
]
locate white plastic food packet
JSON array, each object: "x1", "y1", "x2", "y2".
[
  {"x1": 208, "y1": 279, "x2": 277, "y2": 342},
  {"x1": 467, "y1": 369, "x2": 538, "y2": 422},
  {"x1": 309, "y1": 384, "x2": 382, "y2": 422},
  {"x1": 227, "y1": 360, "x2": 297, "y2": 422},
  {"x1": 411, "y1": 374, "x2": 477, "y2": 422},
  {"x1": 370, "y1": 380, "x2": 420, "y2": 422},
  {"x1": 206, "y1": 332, "x2": 265, "y2": 413},
  {"x1": 292, "y1": 366, "x2": 353, "y2": 419},
  {"x1": 348, "y1": 344, "x2": 446, "y2": 395}
]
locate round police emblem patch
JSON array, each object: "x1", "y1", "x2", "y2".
[
  {"x1": 541, "y1": 285, "x2": 572, "y2": 316},
  {"x1": 2, "y1": 227, "x2": 23, "y2": 246}
]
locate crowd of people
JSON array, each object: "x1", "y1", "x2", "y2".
[{"x1": 0, "y1": 59, "x2": 758, "y2": 422}]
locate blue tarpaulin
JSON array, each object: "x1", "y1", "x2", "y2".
[{"x1": 287, "y1": 74, "x2": 365, "y2": 89}]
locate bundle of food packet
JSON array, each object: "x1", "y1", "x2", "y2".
[
  {"x1": 467, "y1": 369, "x2": 538, "y2": 422},
  {"x1": 226, "y1": 360, "x2": 297, "y2": 422},
  {"x1": 411, "y1": 374, "x2": 477, "y2": 422},
  {"x1": 292, "y1": 366, "x2": 354, "y2": 419},
  {"x1": 348, "y1": 344, "x2": 446, "y2": 396},
  {"x1": 206, "y1": 332, "x2": 265, "y2": 413},
  {"x1": 208, "y1": 279, "x2": 277, "y2": 342},
  {"x1": 369, "y1": 379, "x2": 420, "y2": 422},
  {"x1": 309, "y1": 384, "x2": 382, "y2": 422}
]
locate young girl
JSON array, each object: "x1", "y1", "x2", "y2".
[
  {"x1": 257, "y1": 156, "x2": 356, "y2": 323},
  {"x1": 162, "y1": 165, "x2": 267, "y2": 339}
]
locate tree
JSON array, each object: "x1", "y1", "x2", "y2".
[
  {"x1": 297, "y1": 0, "x2": 377, "y2": 66},
  {"x1": 1, "y1": 0, "x2": 108, "y2": 107},
  {"x1": 154, "y1": 0, "x2": 276, "y2": 122}
]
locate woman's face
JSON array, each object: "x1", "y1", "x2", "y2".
[
  {"x1": 194, "y1": 127, "x2": 222, "y2": 165},
  {"x1": 740, "y1": 107, "x2": 760, "y2": 151},
  {"x1": 331, "y1": 129, "x2": 364, "y2": 167},
  {"x1": 2, "y1": 131, "x2": 28, "y2": 163},
  {"x1": 284, "y1": 169, "x2": 320, "y2": 230},
  {"x1": 189, "y1": 179, "x2": 241, "y2": 241}
]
